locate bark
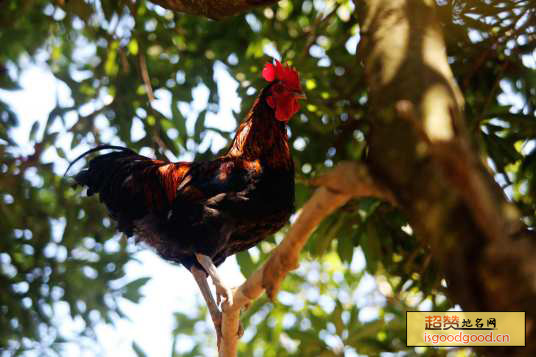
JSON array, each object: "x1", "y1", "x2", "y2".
[
  {"x1": 149, "y1": 0, "x2": 278, "y2": 20},
  {"x1": 357, "y1": 0, "x2": 535, "y2": 354},
  {"x1": 218, "y1": 162, "x2": 392, "y2": 357}
]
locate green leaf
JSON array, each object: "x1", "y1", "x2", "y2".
[
  {"x1": 361, "y1": 221, "x2": 382, "y2": 274},
  {"x1": 64, "y1": 0, "x2": 94, "y2": 21},
  {"x1": 332, "y1": 300, "x2": 344, "y2": 336},
  {"x1": 235, "y1": 251, "x2": 256, "y2": 276},
  {"x1": 29, "y1": 120, "x2": 40, "y2": 141},
  {"x1": 122, "y1": 277, "x2": 151, "y2": 303},
  {"x1": 132, "y1": 341, "x2": 148, "y2": 357},
  {"x1": 194, "y1": 110, "x2": 207, "y2": 142},
  {"x1": 336, "y1": 228, "x2": 354, "y2": 264}
]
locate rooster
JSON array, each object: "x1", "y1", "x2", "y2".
[{"x1": 66, "y1": 60, "x2": 305, "y2": 341}]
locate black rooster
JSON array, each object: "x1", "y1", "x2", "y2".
[{"x1": 67, "y1": 60, "x2": 305, "y2": 339}]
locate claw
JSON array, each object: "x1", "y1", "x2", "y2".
[
  {"x1": 215, "y1": 284, "x2": 234, "y2": 310},
  {"x1": 194, "y1": 254, "x2": 236, "y2": 310}
]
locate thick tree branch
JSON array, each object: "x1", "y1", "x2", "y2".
[
  {"x1": 357, "y1": 1, "x2": 536, "y2": 354},
  {"x1": 149, "y1": 0, "x2": 279, "y2": 20},
  {"x1": 307, "y1": 161, "x2": 397, "y2": 205},
  {"x1": 218, "y1": 161, "x2": 391, "y2": 357}
]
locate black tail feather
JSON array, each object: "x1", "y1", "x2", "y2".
[
  {"x1": 67, "y1": 145, "x2": 173, "y2": 237},
  {"x1": 64, "y1": 145, "x2": 135, "y2": 177}
]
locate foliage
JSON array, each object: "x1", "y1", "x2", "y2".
[{"x1": 0, "y1": 0, "x2": 534, "y2": 355}]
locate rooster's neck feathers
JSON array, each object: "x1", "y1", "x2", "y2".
[{"x1": 226, "y1": 86, "x2": 292, "y2": 169}]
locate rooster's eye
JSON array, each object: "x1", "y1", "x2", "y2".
[{"x1": 273, "y1": 84, "x2": 284, "y2": 93}]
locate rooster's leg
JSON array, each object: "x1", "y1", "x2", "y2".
[
  {"x1": 190, "y1": 266, "x2": 223, "y2": 347},
  {"x1": 195, "y1": 253, "x2": 234, "y2": 308}
]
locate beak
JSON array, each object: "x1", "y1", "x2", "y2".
[{"x1": 294, "y1": 92, "x2": 307, "y2": 100}]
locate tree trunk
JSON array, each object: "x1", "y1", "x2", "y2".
[{"x1": 356, "y1": 0, "x2": 535, "y2": 354}]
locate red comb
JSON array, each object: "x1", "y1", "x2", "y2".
[{"x1": 262, "y1": 60, "x2": 301, "y2": 92}]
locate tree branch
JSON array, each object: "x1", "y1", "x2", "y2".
[
  {"x1": 138, "y1": 52, "x2": 155, "y2": 103},
  {"x1": 149, "y1": 0, "x2": 279, "y2": 20},
  {"x1": 218, "y1": 161, "x2": 391, "y2": 357}
]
